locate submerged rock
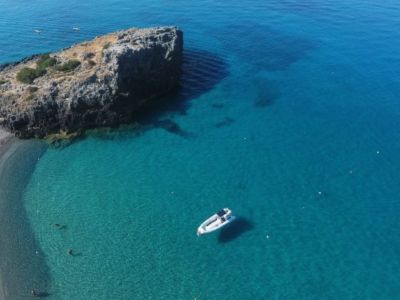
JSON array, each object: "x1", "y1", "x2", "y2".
[{"x1": 0, "y1": 26, "x2": 183, "y2": 138}]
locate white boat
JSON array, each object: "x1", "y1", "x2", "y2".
[
  {"x1": 197, "y1": 208, "x2": 236, "y2": 236},
  {"x1": 73, "y1": 27, "x2": 80, "y2": 31}
]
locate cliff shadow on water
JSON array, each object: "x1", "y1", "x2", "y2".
[
  {"x1": 0, "y1": 140, "x2": 50, "y2": 299},
  {"x1": 89, "y1": 48, "x2": 230, "y2": 140},
  {"x1": 138, "y1": 48, "x2": 230, "y2": 135}
]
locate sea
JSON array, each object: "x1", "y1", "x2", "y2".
[{"x1": 0, "y1": 0, "x2": 400, "y2": 299}]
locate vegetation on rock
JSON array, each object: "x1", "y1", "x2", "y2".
[
  {"x1": 16, "y1": 54, "x2": 57, "y2": 83},
  {"x1": 102, "y1": 42, "x2": 111, "y2": 56},
  {"x1": 16, "y1": 67, "x2": 39, "y2": 84},
  {"x1": 55, "y1": 59, "x2": 81, "y2": 72},
  {"x1": 36, "y1": 54, "x2": 57, "y2": 71},
  {"x1": 26, "y1": 94, "x2": 36, "y2": 101},
  {"x1": 28, "y1": 86, "x2": 39, "y2": 93}
]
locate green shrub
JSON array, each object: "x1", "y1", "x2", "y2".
[
  {"x1": 0, "y1": 79, "x2": 7, "y2": 85},
  {"x1": 28, "y1": 86, "x2": 39, "y2": 93},
  {"x1": 55, "y1": 59, "x2": 81, "y2": 72},
  {"x1": 15, "y1": 54, "x2": 56, "y2": 84},
  {"x1": 37, "y1": 54, "x2": 50, "y2": 62},
  {"x1": 103, "y1": 42, "x2": 111, "y2": 50},
  {"x1": 16, "y1": 67, "x2": 38, "y2": 84},
  {"x1": 88, "y1": 60, "x2": 96, "y2": 67},
  {"x1": 37, "y1": 54, "x2": 57, "y2": 71},
  {"x1": 34, "y1": 67, "x2": 46, "y2": 77}
]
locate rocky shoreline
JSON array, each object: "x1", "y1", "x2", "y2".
[{"x1": 0, "y1": 26, "x2": 183, "y2": 138}]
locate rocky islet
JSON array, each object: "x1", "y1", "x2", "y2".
[{"x1": 0, "y1": 26, "x2": 183, "y2": 138}]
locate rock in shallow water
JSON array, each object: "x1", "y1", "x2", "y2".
[{"x1": 0, "y1": 26, "x2": 183, "y2": 138}]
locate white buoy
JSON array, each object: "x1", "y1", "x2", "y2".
[
  {"x1": 349, "y1": 170, "x2": 353, "y2": 174},
  {"x1": 266, "y1": 235, "x2": 270, "y2": 239},
  {"x1": 318, "y1": 191, "x2": 322, "y2": 196},
  {"x1": 376, "y1": 151, "x2": 380, "y2": 154}
]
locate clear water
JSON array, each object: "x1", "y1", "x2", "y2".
[{"x1": 1, "y1": 0, "x2": 400, "y2": 298}]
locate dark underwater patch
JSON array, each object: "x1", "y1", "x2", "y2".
[
  {"x1": 211, "y1": 103, "x2": 225, "y2": 109},
  {"x1": 214, "y1": 23, "x2": 317, "y2": 71},
  {"x1": 236, "y1": 183, "x2": 246, "y2": 190},
  {"x1": 215, "y1": 117, "x2": 235, "y2": 128},
  {"x1": 253, "y1": 78, "x2": 281, "y2": 108},
  {"x1": 270, "y1": 0, "x2": 322, "y2": 17},
  {"x1": 153, "y1": 119, "x2": 191, "y2": 137}
]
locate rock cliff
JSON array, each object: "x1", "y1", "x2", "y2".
[{"x1": 0, "y1": 26, "x2": 183, "y2": 138}]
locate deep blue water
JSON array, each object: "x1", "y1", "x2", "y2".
[{"x1": 1, "y1": 0, "x2": 400, "y2": 299}]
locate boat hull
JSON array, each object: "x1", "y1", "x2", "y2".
[{"x1": 197, "y1": 214, "x2": 236, "y2": 235}]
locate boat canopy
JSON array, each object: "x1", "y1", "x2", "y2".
[{"x1": 217, "y1": 209, "x2": 227, "y2": 217}]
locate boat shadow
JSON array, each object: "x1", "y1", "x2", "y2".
[
  {"x1": 34, "y1": 291, "x2": 51, "y2": 298},
  {"x1": 71, "y1": 251, "x2": 83, "y2": 257},
  {"x1": 217, "y1": 217, "x2": 254, "y2": 243}
]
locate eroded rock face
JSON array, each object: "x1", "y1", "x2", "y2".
[{"x1": 0, "y1": 26, "x2": 183, "y2": 138}]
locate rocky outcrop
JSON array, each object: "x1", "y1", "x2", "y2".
[{"x1": 0, "y1": 26, "x2": 183, "y2": 138}]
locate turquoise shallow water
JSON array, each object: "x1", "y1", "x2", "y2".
[{"x1": 1, "y1": 0, "x2": 400, "y2": 299}]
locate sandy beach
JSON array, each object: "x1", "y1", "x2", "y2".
[
  {"x1": 0, "y1": 129, "x2": 13, "y2": 156},
  {"x1": 0, "y1": 129, "x2": 12, "y2": 300},
  {"x1": 0, "y1": 130, "x2": 50, "y2": 299}
]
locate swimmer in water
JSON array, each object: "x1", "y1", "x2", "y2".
[{"x1": 31, "y1": 289, "x2": 37, "y2": 297}]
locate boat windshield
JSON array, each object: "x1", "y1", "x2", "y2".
[{"x1": 217, "y1": 210, "x2": 226, "y2": 217}]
